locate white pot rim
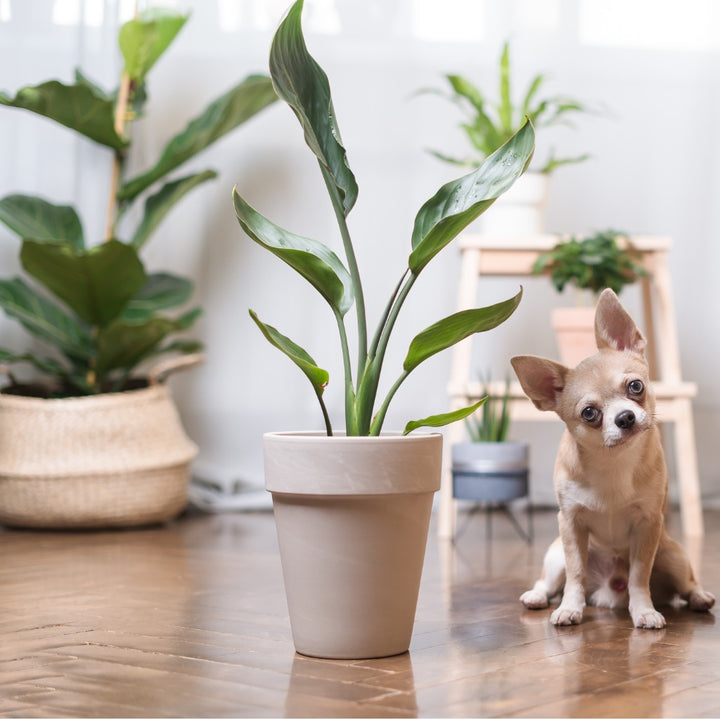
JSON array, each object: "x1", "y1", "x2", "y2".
[
  {"x1": 264, "y1": 431, "x2": 443, "y2": 495},
  {"x1": 264, "y1": 430, "x2": 442, "y2": 442}
]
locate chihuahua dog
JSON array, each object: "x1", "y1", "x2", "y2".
[{"x1": 511, "y1": 289, "x2": 714, "y2": 628}]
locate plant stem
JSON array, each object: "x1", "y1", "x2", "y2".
[
  {"x1": 316, "y1": 388, "x2": 333, "y2": 436},
  {"x1": 355, "y1": 271, "x2": 417, "y2": 434},
  {"x1": 335, "y1": 312, "x2": 357, "y2": 435},
  {"x1": 373, "y1": 271, "x2": 417, "y2": 370},
  {"x1": 368, "y1": 269, "x2": 409, "y2": 360},
  {"x1": 320, "y1": 165, "x2": 367, "y2": 379},
  {"x1": 104, "y1": 71, "x2": 132, "y2": 241},
  {"x1": 369, "y1": 368, "x2": 410, "y2": 436}
]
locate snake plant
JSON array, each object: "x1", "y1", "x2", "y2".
[{"x1": 233, "y1": 0, "x2": 535, "y2": 436}]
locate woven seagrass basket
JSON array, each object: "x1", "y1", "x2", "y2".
[{"x1": 0, "y1": 355, "x2": 202, "y2": 529}]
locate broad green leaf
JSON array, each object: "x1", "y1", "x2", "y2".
[
  {"x1": 119, "y1": 8, "x2": 188, "y2": 83},
  {"x1": 20, "y1": 239, "x2": 146, "y2": 328},
  {"x1": 0, "y1": 348, "x2": 70, "y2": 379},
  {"x1": 0, "y1": 277, "x2": 92, "y2": 359},
  {"x1": 122, "y1": 273, "x2": 194, "y2": 322},
  {"x1": 96, "y1": 316, "x2": 187, "y2": 375},
  {"x1": 175, "y1": 307, "x2": 203, "y2": 329},
  {"x1": 0, "y1": 194, "x2": 84, "y2": 250},
  {"x1": 269, "y1": 0, "x2": 358, "y2": 216},
  {"x1": 154, "y1": 339, "x2": 204, "y2": 357},
  {"x1": 249, "y1": 309, "x2": 328, "y2": 394},
  {"x1": 409, "y1": 120, "x2": 534, "y2": 273},
  {"x1": 403, "y1": 399, "x2": 487, "y2": 436},
  {"x1": 74, "y1": 68, "x2": 111, "y2": 100},
  {"x1": 0, "y1": 80, "x2": 127, "y2": 149},
  {"x1": 234, "y1": 190, "x2": 353, "y2": 316},
  {"x1": 118, "y1": 75, "x2": 277, "y2": 201},
  {"x1": 403, "y1": 288, "x2": 523, "y2": 372},
  {"x1": 131, "y1": 170, "x2": 217, "y2": 249}
]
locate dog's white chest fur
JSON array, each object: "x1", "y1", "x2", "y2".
[{"x1": 560, "y1": 462, "x2": 639, "y2": 551}]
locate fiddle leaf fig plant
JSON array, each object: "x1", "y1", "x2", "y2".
[
  {"x1": 234, "y1": 0, "x2": 535, "y2": 436},
  {"x1": 0, "y1": 8, "x2": 278, "y2": 396}
]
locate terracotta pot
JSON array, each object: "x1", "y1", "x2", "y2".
[
  {"x1": 264, "y1": 431, "x2": 442, "y2": 659},
  {"x1": 552, "y1": 306, "x2": 597, "y2": 367}
]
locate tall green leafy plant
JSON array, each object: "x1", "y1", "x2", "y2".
[
  {"x1": 233, "y1": 0, "x2": 535, "y2": 437},
  {"x1": 420, "y1": 41, "x2": 589, "y2": 173},
  {"x1": 0, "y1": 8, "x2": 277, "y2": 396}
]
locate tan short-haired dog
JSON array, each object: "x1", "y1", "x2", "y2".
[{"x1": 512, "y1": 289, "x2": 714, "y2": 628}]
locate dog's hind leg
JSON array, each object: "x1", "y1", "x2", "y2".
[
  {"x1": 652, "y1": 534, "x2": 715, "y2": 611},
  {"x1": 520, "y1": 537, "x2": 566, "y2": 609}
]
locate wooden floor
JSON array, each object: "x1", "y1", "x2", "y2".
[{"x1": 2, "y1": 505, "x2": 719, "y2": 718}]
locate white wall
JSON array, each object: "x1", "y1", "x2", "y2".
[{"x1": 1, "y1": 0, "x2": 718, "y2": 505}]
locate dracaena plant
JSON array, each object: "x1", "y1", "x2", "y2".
[
  {"x1": 420, "y1": 41, "x2": 589, "y2": 173},
  {"x1": 0, "y1": 8, "x2": 277, "y2": 396},
  {"x1": 233, "y1": 0, "x2": 535, "y2": 437}
]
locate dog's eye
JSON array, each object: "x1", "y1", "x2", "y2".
[
  {"x1": 627, "y1": 379, "x2": 645, "y2": 396},
  {"x1": 581, "y1": 406, "x2": 601, "y2": 424}
]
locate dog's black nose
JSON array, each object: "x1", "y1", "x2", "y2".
[{"x1": 615, "y1": 410, "x2": 636, "y2": 430}]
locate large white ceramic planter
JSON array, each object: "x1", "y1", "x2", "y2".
[
  {"x1": 264, "y1": 431, "x2": 442, "y2": 659},
  {"x1": 478, "y1": 171, "x2": 549, "y2": 237}
]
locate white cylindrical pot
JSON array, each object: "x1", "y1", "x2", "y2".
[
  {"x1": 264, "y1": 431, "x2": 442, "y2": 660},
  {"x1": 478, "y1": 171, "x2": 549, "y2": 237}
]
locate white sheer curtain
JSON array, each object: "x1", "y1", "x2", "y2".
[{"x1": 1, "y1": 0, "x2": 718, "y2": 502}]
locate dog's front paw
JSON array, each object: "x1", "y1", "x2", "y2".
[
  {"x1": 520, "y1": 589, "x2": 549, "y2": 609},
  {"x1": 551, "y1": 605, "x2": 583, "y2": 626},
  {"x1": 631, "y1": 607, "x2": 666, "y2": 629},
  {"x1": 688, "y1": 589, "x2": 715, "y2": 612}
]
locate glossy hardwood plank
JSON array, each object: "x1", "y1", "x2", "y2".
[{"x1": 1, "y1": 507, "x2": 718, "y2": 718}]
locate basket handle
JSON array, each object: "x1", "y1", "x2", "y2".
[{"x1": 148, "y1": 353, "x2": 205, "y2": 385}]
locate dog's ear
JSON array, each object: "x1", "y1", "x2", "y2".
[
  {"x1": 594, "y1": 288, "x2": 646, "y2": 355},
  {"x1": 511, "y1": 355, "x2": 568, "y2": 412}
]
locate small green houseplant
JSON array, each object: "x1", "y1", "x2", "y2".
[
  {"x1": 0, "y1": 8, "x2": 277, "y2": 397},
  {"x1": 420, "y1": 41, "x2": 589, "y2": 173},
  {"x1": 0, "y1": 8, "x2": 277, "y2": 529},
  {"x1": 465, "y1": 376, "x2": 511, "y2": 443},
  {"x1": 532, "y1": 230, "x2": 646, "y2": 366},
  {"x1": 452, "y1": 376, "x2": 529, "y2": 513},
  {"x1": 232, "y1": 0, "x2": 535, "y2": 660},
  {"x1": 532, "y1": 229, "x2": 646, "y2": 297}
]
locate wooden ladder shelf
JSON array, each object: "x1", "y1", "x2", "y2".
[{"x1": 440, "y1": 234, "x2": 703, "y2": 539}]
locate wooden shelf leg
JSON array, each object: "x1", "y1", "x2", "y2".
[
  {"x1": 673, "y1": 398, "x2": 704, "y2": 537},
  {"x1": 438, "y1": 418, "x2": 463, "y2": 539}
]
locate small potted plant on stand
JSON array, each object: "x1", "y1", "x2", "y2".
[
  {"x1": 0, "y1": 8, "x2": 277, "y2": 529},
  {"x1": 532, "y1": 229, "x2": 646, "y2": 366},
  {"x1": 233, "y1": 0, "x2": 535, "y2": 659},
  {"x1": 451, "y1": 377, "x2": 531, "y2": 542},
  {"x1": 418, "y1": 41, "x2": 592, "y2": 236}
]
